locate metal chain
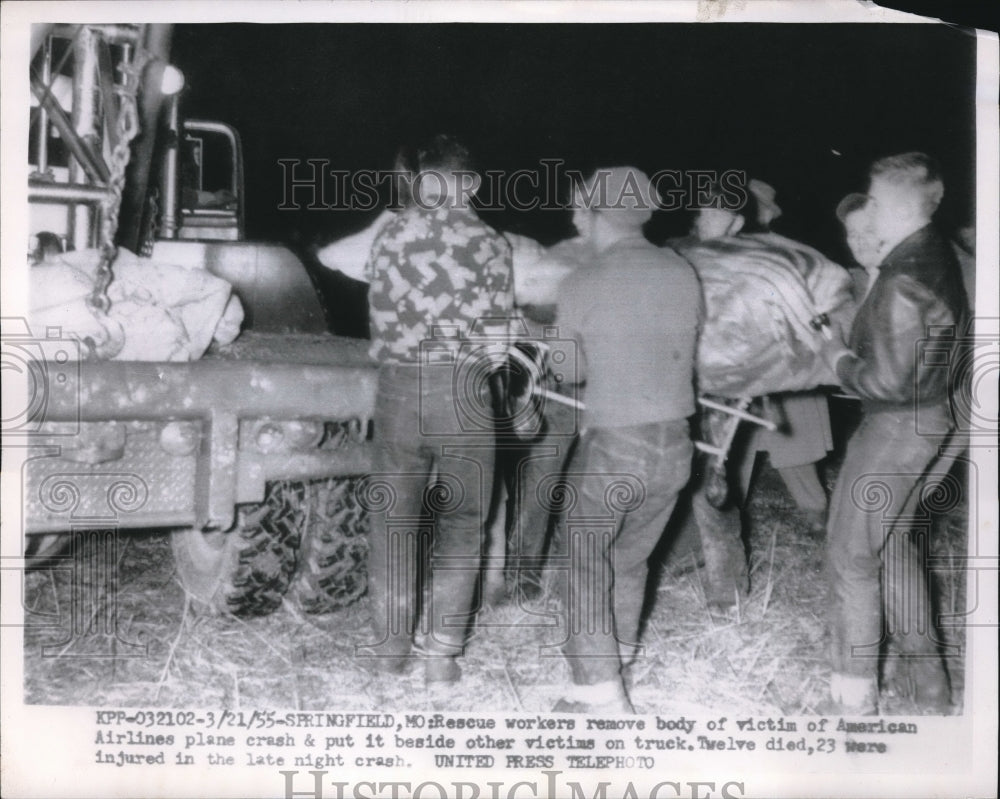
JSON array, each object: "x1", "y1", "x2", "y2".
[
  {"x1": 87, "y1": 48, "x2": 149, "y2": 315},
  {"x1": 140, "y1": 185, "x2": 159, "y2": 256}
]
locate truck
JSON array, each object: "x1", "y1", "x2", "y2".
[{"x1": 18, "y1": 23, "x2": 377, "y2": 616}]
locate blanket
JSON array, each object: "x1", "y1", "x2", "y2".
[
  {"x1": 30, "y1": 247, "x2": 243, "y2": 361},
  {"x1": 315, "y1": 214, "x2": 856, "y2": 398}
]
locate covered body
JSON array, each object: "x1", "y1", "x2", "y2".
[
  {"x1": 671, "y1": 232, "x2": 854, "y2": 398},
  {"x1": 511, "y1": 231, "x2": 855, "y2": 399}
]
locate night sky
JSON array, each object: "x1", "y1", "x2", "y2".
[{"x1": 170, "y1": 22, "x2": 976, "y2": 260}]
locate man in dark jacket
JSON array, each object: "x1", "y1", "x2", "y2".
[{"x1": 822, "y1": 152, "x2": 969, "y2": 714}]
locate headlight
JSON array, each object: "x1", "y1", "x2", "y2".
[{"x1": 160, "y1": 65, "x2": 185, "y2": 95}]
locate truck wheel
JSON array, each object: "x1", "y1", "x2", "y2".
[
  {"x1": 172, "y1": 482, "x2": 302, "y2": 617},
  {"x1": 288, "y1": 477, "x2": 369, "y2": 613}
]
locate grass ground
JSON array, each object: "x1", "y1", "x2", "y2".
[{"x1": 21, "y1": 450, "x2": 968, "y2": 715}]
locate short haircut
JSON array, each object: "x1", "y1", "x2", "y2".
[
  {"x1": 414, "y1": 133, "x2": 477, "y2": 174},
  {"x1": 391, "y1": 134, "x2": 477, "y2": 208},
  {"x1": 869, "y1": 151, "x2": 945, "y2": 216}
]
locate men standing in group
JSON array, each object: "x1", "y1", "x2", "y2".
[
  {"x1": 357, "y1": 134, "x2": 513, "y2": 685},
  {"x1": 553, "y1": 167, "x2": 701, "y2": 713},
  {"x1": 822, "y1": 152, "x2": 969, "y2": 714}
]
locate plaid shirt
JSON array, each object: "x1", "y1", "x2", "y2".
[{"x1": 365, "y1": 205, "x2": 513, "y2": 364}]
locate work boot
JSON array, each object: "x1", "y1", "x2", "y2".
[{"x1": 421, "y1": 637, "x2": 464, "y2": 685}]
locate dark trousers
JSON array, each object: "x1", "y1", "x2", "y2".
[
  {"x1": 502, "y1": 397, "x2": 579, "y2": 592},
  {"x1": 561, "y1": 420, "x2": 692, "y2": 685},
  {"x1": 363, "y1": 365, "x2": 494, "y2": 659},
  {"x1": 826, "y1": 403, "x2": 953, "y2": 678}
]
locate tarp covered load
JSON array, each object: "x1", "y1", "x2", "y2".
[
  {"x1": 316, "y1": 214, "x2": 855, "y2": 399},
  {"x1": 672, "y1": 233, "x2": 855, "y2": 398},
  {"x1": 29, "y1": 248, "x2": 244, "y2": 361},
  {"x1": 511, "y1": 231, "x2": 855, "y2": 399}
]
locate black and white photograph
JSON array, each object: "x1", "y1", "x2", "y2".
[{"x1": 1, "y1": 2, "x2": 997, "y2": 798}]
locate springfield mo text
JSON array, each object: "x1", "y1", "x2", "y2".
[{"x1": 90, "y1": 710, "x2": 916, "y2": 771}]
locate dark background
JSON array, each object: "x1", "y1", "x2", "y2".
[
  {"x1": 171, "y1": 23, "x2": 977, "y2": 245},
  {"x1": 169, "y1": 20, "x2": 979, "y2": 333}
]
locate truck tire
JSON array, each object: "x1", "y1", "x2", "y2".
[
  {"x1": 172, "y1": 481, "x2": 302, "y2": 617},
  {"x1": 288, "y1": 477, "x2": 369, "y2": 613}
]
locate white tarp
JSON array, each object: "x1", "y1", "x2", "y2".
[
  {"x1": 316, "y1": 214, "x2": 855, "y2": 398},
  {"x1": 29, "y1": 248, "x2": 244, "y2": 361},
  {"x1": 510, "y1": 231, "x2": 855, "y2": 397}
]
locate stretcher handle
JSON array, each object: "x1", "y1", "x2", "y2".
[{"x1": 697, "y1": 396, "x2": 778, "y2": 431}]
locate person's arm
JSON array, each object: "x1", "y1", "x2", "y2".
[
  {"x1": 315, "y1": 209, "x2": 395, "y2": 283},
  {"x1": 830, "y1": 273, "x2": 955, "y2": 403},
  {"x1": 511, "y1": 236, "x2": 584, "y2": 307}
]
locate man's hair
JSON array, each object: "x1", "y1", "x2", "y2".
[
  {"x1": 391, "y1": 134, "x2": 477, "y2": 208},
  {"x1": 413, "y1": 133, "x2": 477, "y2": 174},
  {"x1": 869, "y1": 151, "x2": 945, "y2": 217}
]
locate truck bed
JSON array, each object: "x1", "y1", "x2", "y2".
[
  {"x1": 209, "y1": 331, "x2": 372, "y2": 366},
  {"x1": 24, "y1": 331, "x2": 378, "y2": 534}
]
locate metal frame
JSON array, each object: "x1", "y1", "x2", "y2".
[
  {"x1": 28, "y1": 23, "x2": 172, "y2": 253},
  {"x1": 24, "y1": 26, "x2": 374, "y2": 540},
  {"x1": 31, "y1": 359, "x2": 378, "y2": 533}
]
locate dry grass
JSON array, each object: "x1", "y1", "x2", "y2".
[{"x1": 22, "y1": 458, "x2": 967, "y2": 714}]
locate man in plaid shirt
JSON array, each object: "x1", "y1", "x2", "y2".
[{"x1": 358, "y1": 135, "x2": 512, "y2": 685}]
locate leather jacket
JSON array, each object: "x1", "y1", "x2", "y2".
[{"x1": 836, "y1": 224, "x2": 970, "y2": 410}]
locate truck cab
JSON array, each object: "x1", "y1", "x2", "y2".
[{"x1": 173, "y1": 120, "x2": 245, "y2": 242}]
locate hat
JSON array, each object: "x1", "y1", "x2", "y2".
[
  {"x1": 748, "y1": 179, "x2": 782, "y2": 226},
  {"x1": 574, "y1": 167, "x2": 658, "y2": 229},
  {"x1": 835, "y1": 192, "x2": 869, "y2": 223}
]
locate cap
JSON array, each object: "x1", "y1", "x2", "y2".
[{"x1": 574, "y1": 167, "x2": 658, "y2": 229}]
